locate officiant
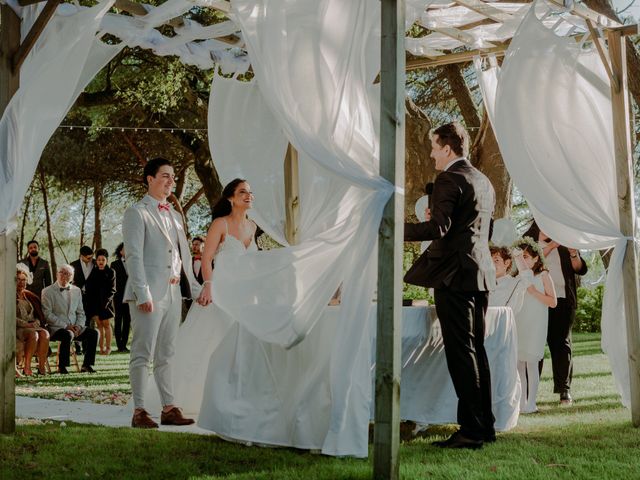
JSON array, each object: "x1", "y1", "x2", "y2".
[{"x1": 404, "y1": 122, "x2": 496, "y2": 449}]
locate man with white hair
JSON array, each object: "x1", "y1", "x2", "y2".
[{"x1": 41, "y1": 264, "x2": 98, "y2": 374}]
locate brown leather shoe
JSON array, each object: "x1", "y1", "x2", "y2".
[
  {"x1": 131, "y1": 409, "x2": 159, "y2": 429},
  {"x1": 160, "y1": 407, "x2": 195, "y2": 426}
]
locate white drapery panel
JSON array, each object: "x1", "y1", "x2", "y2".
[
  {"x1": 476, "y1": 0, "x2": 632, "y2": 406},
  {"x1": 205, "y1": 0, "x2": 392, "y2": 456},
  {"x1": 0, "y1": 0, "x2": 123, "y2": 234}
]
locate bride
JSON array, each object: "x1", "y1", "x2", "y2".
[{"x1": 142, "y1": 177, "x2": 367, "y2": 454}]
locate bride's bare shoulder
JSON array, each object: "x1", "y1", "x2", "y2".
[{"x1": 208, "y1": 217, "x2": 227, "y2": 234}]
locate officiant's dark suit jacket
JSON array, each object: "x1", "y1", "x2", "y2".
[
  {"x1": 404, "y1": 158, "x2": 496, "y2": 441},
  {"x1": 404, "y1": 159, "x2": 495, "y2": 291}
]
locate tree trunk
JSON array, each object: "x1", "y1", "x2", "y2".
[
  {"x1": 471, "y1": 111, "x2": 512, "y2": 218},
  {"x1": 443, "y1": 64, "x2": 481, "y2": 140},
  {"x1": 18, "y1": 186, "x2": 31, "y2": 259},
  {"x1": 404, "y1": 97, "x2": 433, "y2": 220},
  {"x1": 79, "y1": 186, "x2": 89, "y2": 249},
  {"x1": 192, "y1": 141, "x2": 223, "y2": 214},
  {"x1": 38, "y1": 166, "x2": 57, "y2": 275},
  {"x1": 92, "y1": 183, "x2": 103, "y2": 251}
]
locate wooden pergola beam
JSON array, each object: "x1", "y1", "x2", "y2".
[
  {"x1": 454, "y1": 0, "x2": 513, "y2": 23},
  {"x1": 0, "y1": 4, "x2": 20, "y2": 436},
  {"x1": 113, "y1": 0, "x2": 241, "y2": 46},
  {"x1": 607, "y1": 28, "x2": 640, "y2": 427},
  {"x1": 284, "y1": 143, "x2": 300, "y2": 246},
  {"x1": 374, "y1": 0, "x2": 404, "y2": 478},
  {"x1": 406, "y1": 45, "x2": 507, "y2": 70},
  {"x1": 12, "y1": 0, "x2": 61, "y2": 73}
]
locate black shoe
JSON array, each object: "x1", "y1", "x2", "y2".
[
  {"x1": 484, "y1": 432, "x2": 497, "y2": 443},
  {"x1": 80, "y1": 365, "x2": 96, "y2": 373},
  {"x1": 432, "y1": 431, "x2": 483, "y2": 450},
  {"x1": 58, "y1": 367, "x2": 69, "y2": 374},
  {"x1": 560, "y1": 392, "x2": 573, "y2": 405}
]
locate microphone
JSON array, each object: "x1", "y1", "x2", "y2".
[
  {"x1": 425, "y1": 182, "x2": 434, "y2": 195},
  {"x1": 425, "y1": 182, "x2": 434, "y2": 210}
]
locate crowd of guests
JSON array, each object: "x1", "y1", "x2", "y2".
[
  {"x1": 488, "y1": 220, "x2": 587, "y2": 413},
  {"x1": 15, "y1": 237, "x2": 207, "y2": 377}
]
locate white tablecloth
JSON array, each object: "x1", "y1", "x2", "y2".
[{"x1": 371, "y1": 306, "x2": 520, "y2": 431}]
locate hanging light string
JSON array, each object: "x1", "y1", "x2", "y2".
[{"x1": 58, "y1": 125, "x2": 208, "y2": 133}]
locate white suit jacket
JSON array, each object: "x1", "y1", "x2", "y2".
[
  {"x1": 122, "y1": 195, "x2": 201, "y2": 306},
  {"x1": 41, "y1": 282, "x2": 86, "y2": 334}
]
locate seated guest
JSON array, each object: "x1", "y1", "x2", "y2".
[
  {"x1": 86, "y1": 248, "x2": 116, "y2": 355},
  {"x1": 16, "y1": 264, "x2": 50, "y2": 376},
  {"x1": 42, "y1": 264, "x2": 98, "y2": 374},
  {"x1": 488, "y1": 245, "x2": 533, "y2": 315}
]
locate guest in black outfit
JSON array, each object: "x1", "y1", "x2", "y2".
[
  {"x1": 111, "y1": 243, "x2": 131, "y2": 353},
  {"x1": 70, "y1": 245, "x2": 96, "y2": 323},
  {"x1": 19, "y1": 240, "x2": 52, "y2": 297},
  {"x1": 85, "y1": 248, "x2": 116, "y2": 355},
  {"x1": 404, "y1": 122, "x2": 496, "y2": 449},
  {"x1": 524, "y1": 220, "x2": 588, "y2": 405}
]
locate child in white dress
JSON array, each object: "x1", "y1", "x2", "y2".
[
  {"x1": 513, "y1": 238, "x2": 557, "y2": 414},
  {"x1": 488, "y1": 245, "x2": 533, "y2": 315}
]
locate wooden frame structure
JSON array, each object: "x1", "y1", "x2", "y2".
[{"x1": 1, "y1": 1, "x2": 640, "y2": 479}]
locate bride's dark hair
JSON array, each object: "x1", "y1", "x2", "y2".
[{"x1": 211, "y1": 178, "x2": 247, "y2": 220}]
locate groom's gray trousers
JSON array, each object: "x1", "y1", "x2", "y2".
[{"x1": 129, "y1": 283, "x2": 181, "y2": 409}]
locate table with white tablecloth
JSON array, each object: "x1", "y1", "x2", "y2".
[{"x1": 371, "y1": 306, "x2": 521, "y2": 431}]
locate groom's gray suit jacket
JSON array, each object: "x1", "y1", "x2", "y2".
[{"x1": 122, "y1": 195, "x2": 201, "y2": 306}]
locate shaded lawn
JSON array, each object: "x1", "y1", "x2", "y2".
[{"x1": 5, "y1": 332, "x2": 639, "y2": 480}]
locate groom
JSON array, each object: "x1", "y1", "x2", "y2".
[
  {"x1": 123, "y1": 157, "x2": 202, "y2": 428},
  {"x1": 404, "y1": 122, "x2": 496, "y2": 449}
]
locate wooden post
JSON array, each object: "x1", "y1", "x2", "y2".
[
  {"x1": 374, "y1": 1, "x2": 405, "y2": 479},
  {"x1": 284, "y1": 143, "x2": 300, "y2": 245},
  {"x1": 607, "y1": 29, "x2": 640, "y2": 427},
  {"x1": 0, "y1": 4, "x2": 21, "y2": 435}
]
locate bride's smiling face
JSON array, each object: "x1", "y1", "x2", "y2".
[{"x1": 231, "y1": 182, "x2": 254, "y2": 210}]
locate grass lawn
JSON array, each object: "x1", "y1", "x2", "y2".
[{"x1": 4, "y1": 332, "x2": 639, "y2": 479}]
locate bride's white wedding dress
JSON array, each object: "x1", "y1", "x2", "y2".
[{"x1": 144, "y1": 221, "x2": 342, "y2": 450}]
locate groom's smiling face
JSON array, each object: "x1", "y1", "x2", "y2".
[{"x1": 148, "y1": 165, "x2": 176, "y2": 200}]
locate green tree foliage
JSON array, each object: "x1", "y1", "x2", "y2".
[{"x1": 574, "y1": 285, "x2": 604, "y2": 333}]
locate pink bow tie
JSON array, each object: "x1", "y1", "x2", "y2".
[{"x1": 158, "y1": 203, "x2": 170, "y2": 212}]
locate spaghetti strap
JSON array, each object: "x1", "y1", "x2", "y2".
[{"x1": 223, "y1": 218, "x2": 229, "y2": 235}]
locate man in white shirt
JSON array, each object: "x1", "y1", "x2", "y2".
[{"x1": 41, "y1": 264, "x2": 98, "y2": 374}]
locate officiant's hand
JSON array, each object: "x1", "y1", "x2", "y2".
[{"x1": 425, "y1": 208, "x2": 431, "y2": 221}]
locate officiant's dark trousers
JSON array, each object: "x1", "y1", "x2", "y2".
[{"x1": 434, "y1": 288, "x2": 494, "y2": 440}]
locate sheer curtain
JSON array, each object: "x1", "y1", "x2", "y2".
[
  {"x1": 0, "y1": 0, "x2": 122, "y2": 233},
  {"x1": 203, "y1": 0, "x2": 391, "y2": 456},
  {"x1": 476, "y1": 0, "x2": 632, "y2": 406}
]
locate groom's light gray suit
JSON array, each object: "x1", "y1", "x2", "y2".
[{"x1": 123, "y1": 194, "x2": 201, "y2": 410}]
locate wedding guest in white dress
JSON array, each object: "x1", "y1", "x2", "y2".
[{"x1": 513, "y1": 238, "x2": 557, "y2": 414}]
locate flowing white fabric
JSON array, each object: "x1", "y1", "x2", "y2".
[
  {"x1": 0, "y1": 0, "x2": 122, "y2": 234},
  {"x1": 373, "y1": 306, "x2": 520, "y2": 431},
  {"x1": 195, "y1": 0, "x2": 392, "y2": 456},
  {"x1": 476, "y1": 0, "x2": 632, "y2": 406}
]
